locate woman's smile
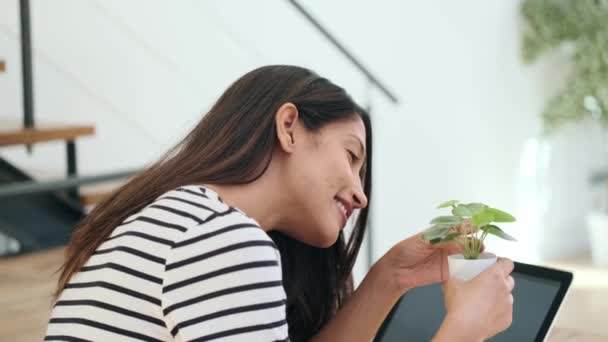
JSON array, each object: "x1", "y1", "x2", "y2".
[{"x1": 335, "y1": 197, "x2": 352, "y2": 228}]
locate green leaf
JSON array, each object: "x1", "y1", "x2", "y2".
[
  {"x1": 471, "y1": 211, "x2": 494, "y2": 227},
  {"x1": 437, "y1": 200, "x2": 459, "y2": 209},
  {"x1": 486, "y1": 207, "x2": 516, "y2": 222},
  {"x1": 452, "y1": 205, "x2": 473, "y2": 217},
  {"x1": 441, "y1": 232, "x2": 461, "y2": 242},
  {"x1": 430, "y1": 216, "x2": 463, "y2": 225},
  {"x1": 464, "y1": 203, "x2": 487, "y2": 215},
  {"x1": 422, "y1": 225, "x2": 452, "y2": 241},
  {"x1": 481, "y1": 225, "x2": 517, "y2": 241}
]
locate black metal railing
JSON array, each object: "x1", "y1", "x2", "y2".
[
  {"x1": 19, "y1": 0, "x2": 34, "y2": 130},
  {"x1": 287, "y1": 0, "x2": 399, "y2": 104},
  {"x1": 0, "y1": 169, "x2": 138, "y2": 199}
]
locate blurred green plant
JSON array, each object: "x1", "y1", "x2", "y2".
[
  {"x1": 521, "y1": 0, "x2": 608, "y2": 133},
  {"x1": 422, "y1": 200, "x2": 517, "y2": 259}
]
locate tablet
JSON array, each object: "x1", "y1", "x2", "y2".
[{"x1": 375, "y1": 262, "x2": 573, "y2": 342}]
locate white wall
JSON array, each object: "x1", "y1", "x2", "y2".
[
  {"x1": 302, "y1": 0, "x2": 544, "y2": 260},
  {"x1": 0, "y1": 1, "x2": 593, "y2": 280},
  {"x1": 305, "y1": 0, "x2": 600, "y2": 265},
  {"x1": 0, "y1": 0, "x2": 372, "y2": 176}
]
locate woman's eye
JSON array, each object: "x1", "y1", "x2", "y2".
[{"x1": 348, "y1": 150, "x2": 358, "y2": 163}]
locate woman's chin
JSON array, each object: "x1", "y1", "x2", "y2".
[
  {"x1": 312, "y1": 230, "x2": 340, "y2": 248},
  {"x1": 289, "y1": 219, "x2": 341, "y2": 248}
]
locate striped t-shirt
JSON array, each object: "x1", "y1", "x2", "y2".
[{"x1": 45, "y1": 185, "x2": 289, "y2": 342}]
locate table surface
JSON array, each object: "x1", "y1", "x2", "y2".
[
  {"x1": 543, "y1": 257, "x2": 608, "y2": 341},
  {"x1": 549, "y1": 327, "x2": 608, "y2": 341}
]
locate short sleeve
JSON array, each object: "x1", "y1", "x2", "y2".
[{"x1": 161, "y1": 218, "x2": 289, "y2": 342}]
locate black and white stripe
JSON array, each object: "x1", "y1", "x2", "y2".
[
  {"x1": 193, "y1": 319, "x2": 288, "y2": 342},
  {"x1": 46, "y1": 185, "x2": 289, "y2": 341}
]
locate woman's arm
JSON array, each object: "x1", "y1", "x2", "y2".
[
  {"x1": 311, "y1": 236, "x2": 514, "y2": 342},
  {"x1": 310, "y1": 262, "x2": 403, "y2": 342},
  {"x1": 310, "y1": 262, "x2": 477, "y2": 342}
]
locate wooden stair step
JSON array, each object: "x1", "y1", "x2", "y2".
[
  {"x1": 0, "y1": 125, "x2": 95, "y2": 147},
  {"x1": 80, "y1": 190, "x2": 114, "y2": 206},
  {"x1": 79, "y1": 181, "x2": 125, "y2": 207}
]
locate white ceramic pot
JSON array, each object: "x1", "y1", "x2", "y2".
[
  {"x1": 586, "y1": 211, "x2": 608, "y2": 267},
  {"x1": 448, "y1": 252, "x2": 497, "y2": 281}
]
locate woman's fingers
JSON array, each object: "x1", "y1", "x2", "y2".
[
  {"x1": 496, "y1": 258, "x2": 515, "y2": 276},
  {"x1": 506, "y1": 276, "x2": 515, "y2": 291}
]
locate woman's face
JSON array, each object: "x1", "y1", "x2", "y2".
[{"x1": 277, "y1": 108, "x2": 368, "y2": 248}]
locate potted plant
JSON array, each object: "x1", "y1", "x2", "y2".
[{"x1": 422, "y1": 200, "x2": 517, "y2": 280}]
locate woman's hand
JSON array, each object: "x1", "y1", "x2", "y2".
[
  {"x1": 435, "y1": 259, "x2": 515, "y2": 341},
  {"x1": 311, "y1": 231, "x2": 458, "y2": 342},
  {"x1": 375, "y1": 232, "x2": 463, "y2": 294}
]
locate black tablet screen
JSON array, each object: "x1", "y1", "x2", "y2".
[{"x1": 377, "y1": 272, "x2": 563, "y2": 342}]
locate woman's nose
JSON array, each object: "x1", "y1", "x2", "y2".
[{"x1": 352, "y1": 186, "x2": 368, "y2": 209}]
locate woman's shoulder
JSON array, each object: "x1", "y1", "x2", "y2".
[
  {"x1": 157, "y1": 185, "x2": 278, "y2": 257},
  {"x1": 149, "y1": 185, "x2": 235, "y2": 224},
  {"x1": 116, "y1": 185, "x2": 273, "y2": 250}
]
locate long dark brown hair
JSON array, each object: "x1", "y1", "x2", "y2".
[{"x1": 55, "y1": 65, "x2": 372, "y2": 341}]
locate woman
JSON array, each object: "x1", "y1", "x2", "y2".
[{"x1": 46, "y1": 65, "x2": 514, "y2": 342}]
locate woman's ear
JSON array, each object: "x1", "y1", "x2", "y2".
[{"x1": 275, "y1": 102, "x2": 299, "y2": 153}]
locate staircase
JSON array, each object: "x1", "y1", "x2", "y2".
[
  {"x1": 0, "y1": 156, "x2": 83, "y2": 255},
  {"x1": 0, "y1": 57, "x2": 125, "y2": 256},
  {"x1": 1, "y1": 15, "x2": 134, "y2": 256},
  {"x1": 0, "y1": 122, "x2": 126, "y2": 256}
]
